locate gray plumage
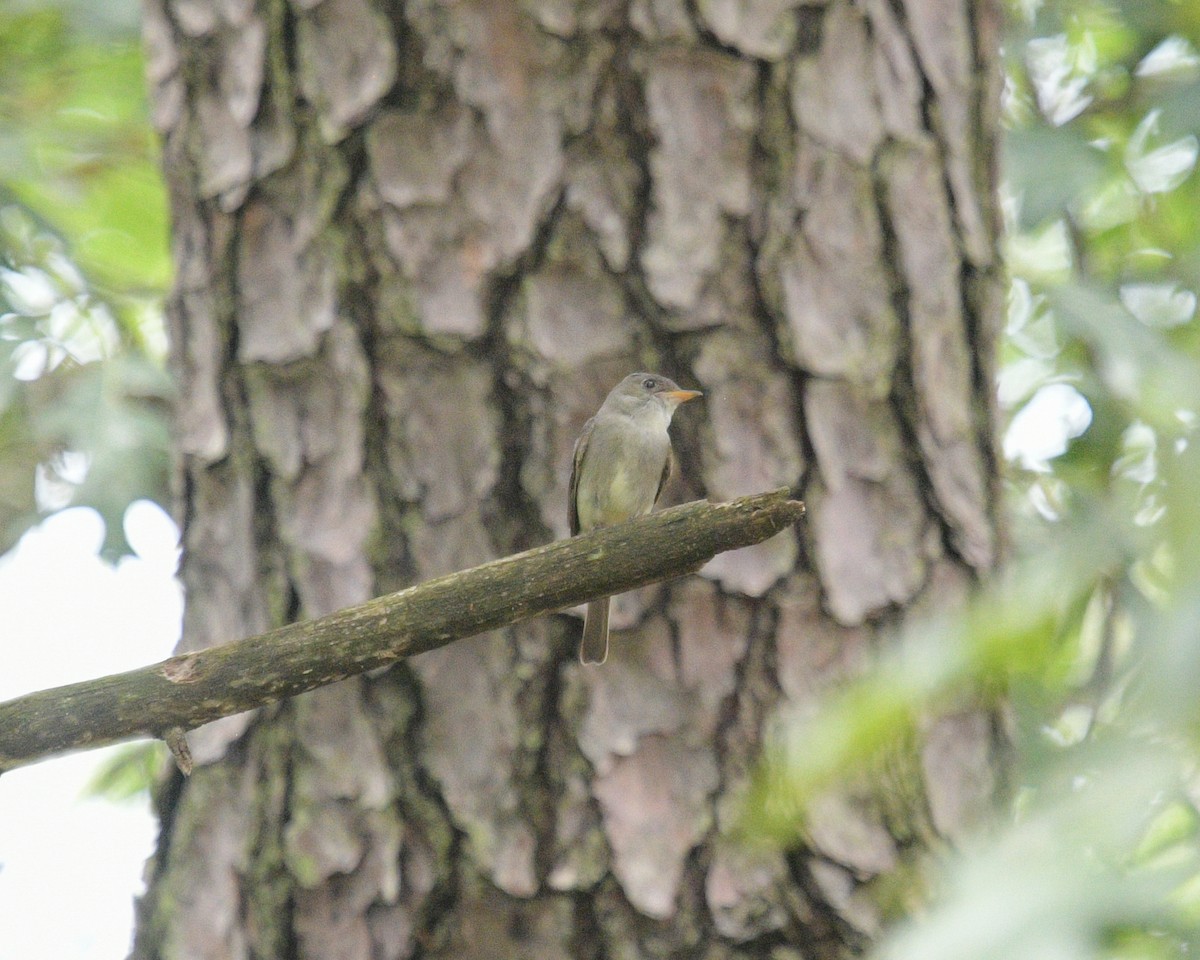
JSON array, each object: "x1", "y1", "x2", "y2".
[{"x1": 569, "y1": 372, "x2": 702, "y2": 664}]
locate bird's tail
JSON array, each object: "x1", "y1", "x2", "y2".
[{"x1": 579, "y1": 598, "x2": 610, "y2": 665}]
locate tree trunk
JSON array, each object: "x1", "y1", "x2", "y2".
[{"x1": 134, "y1": 1, "x2": 1004, "y2": 957}]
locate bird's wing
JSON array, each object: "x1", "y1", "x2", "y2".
[
  {"x1": 568, "y1": 416, "x2": 595, "y2": 536},
  {"x1": 654, "y1": 448, "x2": 674, "y2": 507}
]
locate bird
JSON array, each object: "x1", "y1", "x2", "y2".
[{"x1": 568, "y1": 372, "x2": 703, "y2": 664}]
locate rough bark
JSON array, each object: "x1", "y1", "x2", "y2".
[{"x1": 135, "y1": 0, "x2": 1004, "y2": 957}]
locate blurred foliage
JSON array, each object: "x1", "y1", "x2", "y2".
[
  {"x1": 750, "y1": 2, "x2": 1200, "y2": 958},
  {"x1": 0, "y1": 0, "x2": 170, "y2": 556},
  {"x1": 85, "y1": 740, "x2": 166, "y2": 803}
]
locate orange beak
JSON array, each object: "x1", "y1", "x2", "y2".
[{"x1": 662, "y1": 389, "x2": 703, "y2": 405}]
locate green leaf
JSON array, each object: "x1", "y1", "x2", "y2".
[
  {"x1": 84, "y1": 741, "x2": 163, "y2": 802},
  {"x1": 1005, "y1": 125, "x2": 1111, "y2": 228}
]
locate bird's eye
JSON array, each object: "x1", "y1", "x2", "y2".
[{"x1": 642, "y1": 377, "x2": 656, "y2": 390}]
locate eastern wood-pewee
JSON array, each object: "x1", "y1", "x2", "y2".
[{"x1": 569, "y1": 372, "x2": 703, "y2": 664}]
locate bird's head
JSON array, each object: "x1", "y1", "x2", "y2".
[{"x1": 602, "y1": 372, "x2": 703, "y2": 418}]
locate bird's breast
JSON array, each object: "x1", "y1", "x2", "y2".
[{"x1": 575, "y1": 419, "x2": 670, "y2": 530}]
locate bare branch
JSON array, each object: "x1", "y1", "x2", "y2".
[{"x1": 0, "y1": 490, "x2": 804, "y2": 772}]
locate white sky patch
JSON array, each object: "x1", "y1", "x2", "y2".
[
  {"x1": 0, "y1": 268, "x2": 60, "y2": 316},
  {"x1": 1004, "y1": 383, "x2": 1094, "y2": 471},
  {"x1": 1026, "y1": 32, "x2": 1095, "y2": 126},
  {"x1": 1117, "y1": 421, "x2": 1158, "y2": 485},
  {"x1": 10, "y1": 339, "x2": 61, "y2": 381},
  {"x1": 1120, "y1": 282, "x2": 1197, "y2": 328},
  {"x1": 0, "y1": 504, "x2": 181, "y2": 960},
  {"x1": 1126, "y1": 109, "x2": 1199, "y2": 195},
  {"x1": 34, "y1": 451, "x2": 91, "y2": 512},
  {"x1": 1136, "y1": 36, "x2": 1200, "y2": 78}
]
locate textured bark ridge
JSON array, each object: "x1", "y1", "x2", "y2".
[{"x1": 137, "y1": 1, "x2": 1004, "y2": 957}]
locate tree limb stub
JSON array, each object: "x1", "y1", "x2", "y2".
[{"x1": 0, "y1": 490, "x2": 804, "y2": 772}]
